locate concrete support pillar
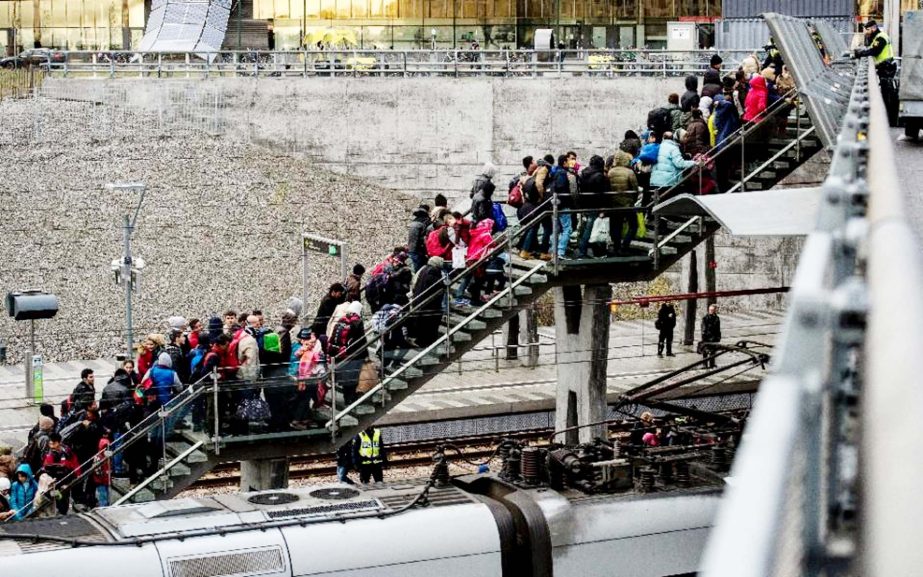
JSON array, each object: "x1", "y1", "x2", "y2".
[
  {"x1": 522, "y1": 306, "x2": 539, "y2": 368},
  {"x1": 683, "y1": 249, "x2": 699, "y2": 346},
  {"x1": 554, "y1": 284, "x2": 612, "y2": 445},
  {"x1": 240, "y1": 457, "x2": 289, "y2": 492},
  {"x1": 705, "y1": 236, "x2": 717, "y2": 306},
  {"x1": 504, "y1": 314, "x2": 519, "y2": 360}
]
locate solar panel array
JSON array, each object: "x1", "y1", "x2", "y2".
[
  {"x1": 138, "y1": 0, "x2": 231, "y2": 55},
  {"x1": 763, "y1": 12, "x2": 856, "y2": 148}
]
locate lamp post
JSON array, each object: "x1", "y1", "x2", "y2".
[{"x1": 108, "y1": 182, "x2": 146, "y2": 360}]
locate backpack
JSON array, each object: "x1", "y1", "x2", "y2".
[
  {"x1": 364, "y1": 272, "x2": 391, "y2": 311},
  {"x1": 425, "y1": 228, "x2": 445, "y2": 257},
  {"x1": 507, "y1": 180, "x2": 524, "y2": 208},
  {"x1": 521, "y1": 176, "x2": 539, "y2": 204},
  {"x1": 60, "y1": 394, "x2": 74, "y2": 418},
  {"x1": 491, "y1": 202, "x2": 508, "y2": 232},
  {"x1": 188, "y1": 348, "x2": 206, "y2": 381},
  {"x1": 223, "y1": 331, "x2": 243, "y2": 377},
  {"x1": 193, "y1": 351, "x2": 220, "y2": 382},
  {"x1": 647, "y1": 107, "x2": 672, "y2": 135},
  {"x1": 236, "y1": 396, "x2": 271, "y2": 423},
  {"x1": 327, "y1": 316, "x2": 354, "y2": 360}
]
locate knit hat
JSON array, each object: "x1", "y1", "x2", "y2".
[
  {"x1": 167, "y1": 316, "x2": 187, "y2": 330},
  {"x1": 39, "y1": 416, "x2": 54, "y2": 431},
  {"x1": 297, "y1": 327, "x2": 313, "y2": 340},
  {"x1": 427, "y1": 255, "x2": 445, "y2": 268},
  {"x1": 157, "y1": 352, "x2": 172, "y2": 368},
  {"x1": 710, "y1": 54, "x2": 723, "y2": 67},
  {"x1": 0, "y1": 477, "x2": 10, "y2": 493},
  {"x1": 347, "y1": 301, "x2": 363, "y2": 316}
]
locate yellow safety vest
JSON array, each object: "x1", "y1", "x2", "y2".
[
  {"x1": 872, "y1": 31, "x2": 893, "y2": 64},
  {"x1": 358, "y1": 430, "x2": 381, "y2": 465}
]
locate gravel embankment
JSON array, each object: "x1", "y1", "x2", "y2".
[{"x1": 0, "y1": 96, "x2": 417, "y2": 363}]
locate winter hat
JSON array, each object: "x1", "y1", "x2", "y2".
[
  {"x1": 157, "y1": 352, "x2": 172, "y2": 368},
  {"x1": 481, "y1": 162, "x2": 497, "y2": 179},
  {"x1": 39, "y1": 416, "x2": 54, "y2": 431},
  {"x1": 286, "y1": 297, "x2": 304, "y2": 318},
  {"x1": 39, "y1": 403, "x2": 55, "y2": 418},
  {"x1": 347, "y1": 301, "x2": 363, "y2": 316},
  {"x1": 297, "y1": 328, "x2": 313, "y2": 340},
  {"x1": 427, "y1": 255, "x2": 445, "y2": 268},
  {"x1": 0, "y1": 477, "x2": 10, "y2": 494},
  {"x1": 167, "y1": 316, "x2": 187, "y2": 330},
  {"x1": 710, "y1": 54, "x2": 723, "y2": 67}
]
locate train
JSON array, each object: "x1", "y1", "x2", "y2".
[{"x1": 0, "y1": 438, "x2": 732, "y2": 577}]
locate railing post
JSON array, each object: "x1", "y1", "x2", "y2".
[
  {"x1": 329, "y1": 357, "x2": 337, "y2": 443},
  {"x1": 110, "y1": 56, "x2": 115, "y2": 79},
  {"x1": 796, "y1": 100, "x2": 802, "y2": 162},
  {"x1": 653, "y1": 191, "x2": 661, "y2": 270},
  {"x1": 304, "y1": 49, "x2": 308, "y2": 78},
  {"x1": 552, "y1": 195, "x2": 560, "y2": 276},
  {"x1": 740, "y1": 128, "x2": 746, "y2": 193},
  {"x1": 211, "y1": 368, "x2": 220, "y2": 454},
  {"x1": 157, "y1": 53, "x2": 163, "y2": 78}
]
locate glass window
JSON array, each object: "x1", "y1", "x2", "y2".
[
  {"x1": 0, "y1": 3, "x2": 11, "y2": 28},
  {"x1": 129, "y1": 0, "x2": 144, "y2": 27},
  {"x1": 320, "y1": 0, "x2": 335, "y2": 18},
  {"x1": 305, "y1": 0, "x2": 319, "y2": 17},
  {"x1": 254, "y1": 0, "x2": 274, "y2": 18}
]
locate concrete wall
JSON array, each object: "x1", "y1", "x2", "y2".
[{"x1": 41, "y1": 76, "x2": 677, "y2": 202}]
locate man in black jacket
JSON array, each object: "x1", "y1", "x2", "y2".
[
  {"x1": 310, "y1": 283, "x2": 346, "y2": 339},
  {"x1": 70, "y1": 369, "x2": 96, "y2": 414},
  {"x1": 407, "y1": 206, "x2": 431, "y2": 272},
  {"x1": 656, "y1": 302, "x2": 677, "y2": 357},
  {"x1": 700, "y1": 304, "x2": 722, "y2": 368},
  {"x1": 576, "y1": 155, "x2": 612, "y2": 258},
  {"x1": 681, "y1": 75, "x2": 700, "y2": 113}
]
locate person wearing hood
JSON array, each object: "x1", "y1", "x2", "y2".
[
  {"x1": 666, "y1": 94, "x2": 684, "y2": 132},
  {"x1": 164, "y1": 328, "x2": 188, "y2": 384},
  {"x1": 701, "y1": 54, "x2": 723, "y2": 98},
  {"x1": 607, "y1": 151, "x2": 640, "y2": 255},
  {"x1": 407, "y1": 205, "x2": 431, "y2": 271},
  {"x1": 0, "y1": 476, "x2": 12, "y2": 520},
  {"x1": 41, "y1": 433, "x2": 80, "y2": 514},
  {"x1": 619, "y1": 130, "x2": 643, "y2": 157},
  {"x1": 681, "y1": 75, "x2": 700, "y2": 113},
  {"x1": 145, "y1": 351, "x2": 182, "y2": 407},
  {"x1": 28, "y1": 403, "x2": 58, "y2": 442},
  {"x1": 683, "y1": 108, "x2": 711, "y2": 157},
  {"x1": 100, "y1": 368, "x2": 135, "y2": 435},
  {"x1": 8, "y1": 463, "x2": 38, "y2": 520},
  {"x1": 327, "y1": 301, "x2": 368, "y2": 405},
  {"x1": 409, "y1": 256, "x2": 447, "y2": 347},
  {"x1": 742, "y1": 72, "x2": 769, "y2": 122},
  {"x1": 650, "y1": 132, "x2": 697, "y2": 190},
  {"x1": 576, "y1": 155, "x2": 612, "y2": 258},
  {"x1": 698, "y1": 95, "x2": 713, "y2": 122},
  {"x1": 470, "y1": 162, "x2": 496, "y2": 198},
  {"x1": 470, "y1": 163, "x2": 496, "y2": 225},
  {"x1": 713, "y1": 93, "x2": 741, "y2": 148},
  {"x1": 311, "y1": 283, "x2": 347, "y2": 338}
]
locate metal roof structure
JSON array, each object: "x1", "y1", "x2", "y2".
[
  {"x1": 138, "y1": 0, "x2": 231, "y2": 56},
  {"x1": 764, "y1": 12, "x2": 856, "y2": 148},
  {"x1": 655, "y1": 188, "x2": 822, "y2": 236}
]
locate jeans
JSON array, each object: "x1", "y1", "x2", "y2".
[
  {"x1": 556, "y1": 213, "x2": 573, "y2": 256},
  {"x1": 577, "y1": 213, "x2": 598, "y2": 256},
  {"x1": 337, "y1": 465, "x2": 356, "y2": 485},
  {"x1": 409, "y1": 252, "x2": 426, "y2": 272}
]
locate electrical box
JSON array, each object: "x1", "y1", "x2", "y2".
[
  {"x1": 667, "y1": 21, "x2": 698, "y2": 51},
  {"x1": 5, "y1": 291, "x2": 59, "y2": 321}
]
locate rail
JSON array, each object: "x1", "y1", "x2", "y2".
[
  {"x1": 700, "y1": 58, "x2": 916, "y2": 577},
  {"x1": 41, "y1": 49, "x2": 760, "y2": 79}
]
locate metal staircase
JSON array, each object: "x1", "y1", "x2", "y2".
[{"x1": 8, "y1": 54, "x2": 850, "y2": 515}]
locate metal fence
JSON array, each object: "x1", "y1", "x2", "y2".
[
  {"x1": 0, "y1": 67, "x2": 42, "y2": 101},
  {"x1": 701, "y1": 57, "x2": 923, "y2": 577},
  {"x1": 765, "y1": 12, "x2": 855, "y2": 148},
  {"x1": 40, "y1": 49, "x2": 760, "y2": 79}
]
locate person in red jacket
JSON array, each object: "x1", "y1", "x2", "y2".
[
  {"x1": 41, "y1": 432, "x2": 80, "y2": 515},
  {"x1": 742, "y1": 72, "x2": 769, "y2": 122}
]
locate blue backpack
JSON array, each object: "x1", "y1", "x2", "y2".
[
  {"x1": 188, "y1": 348, "x2": 206, "y2": 381},
  {"x1": 491, "y1": 202, "x2": 508, "y2": 232}
]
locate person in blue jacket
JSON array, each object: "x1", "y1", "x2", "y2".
[
  {"x1": 9, "y1": 463, "x2": 38, "y2": 520},
  {"x1": 650, "y1": 131, "x2": 697, "y2": 192}
]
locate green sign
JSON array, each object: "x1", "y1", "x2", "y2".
[
  {"x1": 303, "y1": 235, "x2": 341, "y2": 256},
  {"x1": 31, "y1": 354, "x2": 43, "y2": 403}
]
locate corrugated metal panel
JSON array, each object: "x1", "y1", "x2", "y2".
[
  {"x1": 723, "y1": 0, "x2": 855, "y2": 19},
  {"x1": 716, "y1": 16, "x2": 852, "y2": 51}
]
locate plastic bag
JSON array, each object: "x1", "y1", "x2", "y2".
[
  {"x1": 589, "y1": 217, "x2": 610, "y2": 244},
  {"x1": 452, "y1": 245, "x2": 467, "y2": 269}
]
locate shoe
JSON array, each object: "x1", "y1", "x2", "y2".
[
  {"x1": 557, "y1": 253, "x2": 570, "y2": 260},
  {"x1": 453, "y1": 298, "x2": 472, "y2": 309},
  {"x1": 289, "y1": 421, "x2": 308, "y2": 431},
  {"x1": 519, "y1": 250, "x2": 534, "y2": 260},
  {"x1": 666, "y1": 353, "x2": 675, "y2": 357},
  {"x1": 575, "y1": 252, "x2": 587, "y2": 259},
  {"x1": 538, "y1": 253, "x2": 553, "y2": 261},
  {"x1": 657, "y1": 353, "x2": 663, "y2": 358}
]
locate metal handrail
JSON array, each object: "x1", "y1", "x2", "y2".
[{"x1": 112, "y1": 440, "x2": 205, "y2": 506}]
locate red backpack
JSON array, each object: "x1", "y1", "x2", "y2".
[
  {"x1": 425, "y1": 228, "x2": 446, "y2": 258},
  {"x1": 507, "y1": 180, "x2": 524, "y2": 208}
]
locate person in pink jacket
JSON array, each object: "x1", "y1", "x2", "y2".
[{"x1": 742, "y1": 73, "x2": 768, "y2": 122}]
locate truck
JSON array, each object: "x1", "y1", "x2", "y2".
[{"x1": 899, "y1": 10, "x2": 923, "y2": 139}]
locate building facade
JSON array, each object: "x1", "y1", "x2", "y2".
[{"x1": 2, "y1": 0, "x2": 723, "y2": 54}]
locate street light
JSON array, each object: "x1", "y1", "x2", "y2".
[{"x1": 107, "y1": 181, "x2": 146, "y2": 359}]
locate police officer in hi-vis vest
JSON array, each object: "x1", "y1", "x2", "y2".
[
  {"x1": 353, "y1": 427, "x2": 387, "y2": 484},
  {"x1": 854, "y1": 20, "x2": 898, "y2": 125}
]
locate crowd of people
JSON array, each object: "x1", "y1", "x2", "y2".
[{"x1": 0, "y1": 47, "x2": 803, "y2": 523}]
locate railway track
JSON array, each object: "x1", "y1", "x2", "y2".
[{"x1": 192, "y1": 428, "x2": 554, "y2": 489}]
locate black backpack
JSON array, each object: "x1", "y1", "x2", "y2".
[
  {"x1": 521, "y1": 176, "x2": 539, "y2": 204},
  {"x1": 647, "y1": 107, "x2": 672, "y2": 135}
]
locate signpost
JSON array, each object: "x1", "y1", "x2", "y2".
[
  {"x1": 30, "y1": 354, "x2": 43, "y2": 402},
  {"x1": 302, "y1": 233, "x2": 348, "y2": 317}
]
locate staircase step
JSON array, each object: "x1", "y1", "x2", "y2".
[
  {"x1": 645, "y1": 231, "x2": 691, "y2": 244},
  {"x1": 372, "y1": 389, "x2": 392, "y2": 403},
  {"x1": 490, "y1": 295, "x2": 518, "y2": 308},
  {"x1": 447, "y1": 314, "x2": 486, "y2": 330},
  {"x1": 167, "y1": 462, "x2": 192, "y2": 477},
  {"x1": 318, "y1": 407, "x2": 359, "y2": 428},
  {"x1": 512, "y1": 285, "x2": 533, "y2": 296},
  {"x1": 110, "y1": 483, "x2": 156, "y2": 504},
  {"x1": 508, "y1": 267, "x2": 548, "y2": 284},
  {"x1": 438, "y1": 326, "x2": 473, "y2": 341},
  {"x1": 477, "y1": 307, "x2": 503, "y2": 319},
  {"x1": 354, "y1": 403, "x2": 376, "y2": 415},
  {"x1": 416, "y1": 354, "x2": 441, "y2": 366},
  {"x1": 165, "y1": 441, "x2": 208, "y2": 463},
  {"x1": 629, "y1": 240, "x2": 677, "y2": 256},
  {"x1": 149, "y1": 476, "x2": 174, "y2": 492},
  {"x1": 385, "y1": 378, "x2": 408, "y2": 391},
  {"x1": 773, "y1": 160, "x2": 794, "y2": 170}
]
